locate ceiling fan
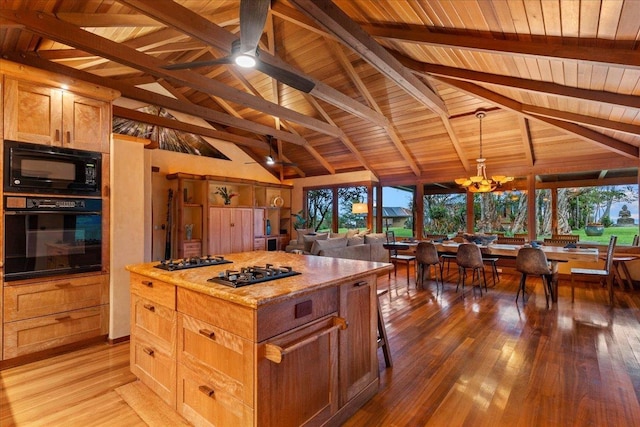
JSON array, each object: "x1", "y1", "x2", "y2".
[
  {"x1": 246, "y1": 135, "x2": 297, "y2": 167},
  {"x1": 163, "y1": 0, "x2": 315, "y2": 93}
]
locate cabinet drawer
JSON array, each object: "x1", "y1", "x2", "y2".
[
  {"x1": 177, "y1": 288, "x2": 254, "y2": 339},
  {"x1": 4, "y1": 274, "x2": 107, "y2": 322},
  {"x1": 177, "y1": 363, "x2": 253, "y2": 427},
  {"x1": 131, "y1": 332, "x2": 176, "y2": 409},
  {"x1": 131, "y1": 294, "x2": 176, "y2": 355},
  {"x1": 178, "y1": 314, "x2": 253, "y2": 404},
  {"x1": 182, "y1": 241, "x2": 202, "y2": 258},
  {"x1": 257, "y1": 286, "x2": 339, "y2": 342},
  {"x1": 3, "y1": 305, "x2": 108, "y2": 359},
  {"x1": 130, "y1": 273, "x2": 176, "y2": 309},
  {"x1": 254, "y1": 238, "x2": 265, "y2": 251}
]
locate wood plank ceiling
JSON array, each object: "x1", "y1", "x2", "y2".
[{"x1": 1, "y1": 0, "x2": 639, "y2": 188}]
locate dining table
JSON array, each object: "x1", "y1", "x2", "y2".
[{"x1": 432, "y1": 242, "x2": 600, "y2": 303}]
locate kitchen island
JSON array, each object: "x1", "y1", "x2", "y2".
[{"x1": 126, "y1": 251, "x2": 392, "y2": 427}]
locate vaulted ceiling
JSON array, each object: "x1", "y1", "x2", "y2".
[{"x1": 1, "y1": 0, "x2": 639, "y2": 188}]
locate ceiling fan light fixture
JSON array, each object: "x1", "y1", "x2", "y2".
[
  {"x1": 265, "y1": 155, "x2": 275, "y2": 165},
  {"x1": 235, "y1": 53, "x2": 257, "y2": 68}
]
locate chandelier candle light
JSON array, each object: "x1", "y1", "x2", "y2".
[{"x1": 455, "y1": 110, "x2": 514, "y2": 193}]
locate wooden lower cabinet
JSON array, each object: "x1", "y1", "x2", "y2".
[
  {"x1": 130, "y1": 327, "x2": 177, "y2": 407},
  {"x1": 339, "y1": 276, "x2": 378, "y2": 404},
  {"x1": 257, "y1": 315, "x2": 340, "y2": 427},
  {"x1": 3, "y1": 305, "x2": 108, "y2": 359},
  {"x1": 2, "y1": 273, "x2": 109, "y2": 360},
  {"x1": 129, "y1": 273, "x2": 177, "y2": 408},
  {"x1": 129, "y1": 271, "x2": 379, "y2": 426},
  {"x1": 208, "y1": 207, "x2": 253, "y2": 255}
]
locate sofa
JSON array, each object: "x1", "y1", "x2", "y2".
[{"x1": 315, "y1": 233, "x2": 390, "y2": 263}]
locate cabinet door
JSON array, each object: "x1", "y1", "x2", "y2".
[
  {"x1": 208, "y1": 207, "x2": 232, "y2": 255},
  {"x1": 232, "y1": 208, "x2": 253, "y2": 253},
  {"x1": 4, "y1": 78, "x2": 62, "y2": 144},
  {"x1": 254, "y1": 208, "x2": 265, "y2": 237},
  {"x1": 339, "y1": 276, "x2": 378, "y2": 404},
  {"x1": 62, "y1": 92, "x2": 110, "y2": 152},
  {"x1": 257, "y1": 315, "x2": 341, "y2": 427}
]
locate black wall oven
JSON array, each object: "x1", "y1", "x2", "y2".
[{"x1": 4, "y1": 196, "x2": 103, "y2": 281}]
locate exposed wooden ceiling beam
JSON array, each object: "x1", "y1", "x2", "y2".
[
  {"x1": 0, "y1": 10, "x2": 341, "y2": 138},
  {"x1": 56, "y1": 10, "x2": 240, "y2": 28},
  {"x1": 305, "y1": 95, "x2": 379, "y2": 179},
  {"x1": 327, "y1": 40, "x2": 420, "y2": 176},
  {"x1": 2, "y1": 52, "x2": 307, "y2": 146},
  {"x1": 394, "y1": 55, "x2": 640, "y2": 110},
  {"x1": 431, "y1": 75, "x2": 639, "y2": 160},
  {"x1": 289, "y1": 0, "x2": 447, "y2": 116},
  {"x1": 363, "y1": 24, "x2": 640, "y2": 70},
  {"x1": 112, "y1": 105, "x2": 266, "y2": 149},
  {"x1": 117, "y1": 0, "x2": 387, "y2": 127},
  {"x1": 519, "y1": 117, "x2": 535, "y2": 167},
  {"x1": 522, "y1": 105, "x2": 640, "y2": 136}
]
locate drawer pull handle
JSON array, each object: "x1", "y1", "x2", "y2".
[
  {"x1": 55, "y1": 315, "x2": 72, "y2": 322},
  {"x1": 55, "y1": 282, "x2": 72, "y2": 288},
  {"x1": 143, "y1": 303, "x2": 155, "y2": 312},
  {"x1": 354, "y1": 280, "x2": 368, "y2": 287},
  {"x1": 198, "y1": 385, "x2": 215, "y2": 397},
  {"x1": 142, "y1": 280, "x2": 153, "y2": 287},
  {"x1": 143, "y1": 347, "x2": 155, "y2": 356},
  {"x1": 66, "y1": 130, "x2": 71, "y2": 143},
  {"x1": 199, "y1": 329, "x2": 215, "y2": 339},
  {"x1": 55, "y1": 129, "x2": 60, "y2": 141},
  {"x1": 265, "y1": 316, "x2": 347, "y2": 364}
]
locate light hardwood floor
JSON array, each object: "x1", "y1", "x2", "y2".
[{"x1": 2, "y1": 269, "x2": 640, "y2": 426}]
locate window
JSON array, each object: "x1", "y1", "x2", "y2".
[
  {"x1": 556, "y1": 185, "x2": 638, "y2": 244},
  {"x1": 473, "y1": 190, "x2": 527, "y2": 236}
]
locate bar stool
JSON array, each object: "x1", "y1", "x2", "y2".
[
  {"x1": 416, "y1": 242, "x2": 443, "y2": 293},
  {"x1": 515, "y1": 247, "x2": 553, "y2": 307},
  {"x1": 376, "y1": 290, "x2": 392, "y2": 368},
  {"x1": 384, "y1": 231, "x2": 416, "y2": 291},
  {"x1": 455, "y1": 243, "x2": 488, "y2": 297}
]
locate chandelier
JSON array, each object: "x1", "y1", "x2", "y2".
[{"x1": 455, "y1": 110, "x2": 514, "y2": 193}]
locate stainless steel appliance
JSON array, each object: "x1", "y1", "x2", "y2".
[
  {"x1": 3, "y1": 196, "x2": 102, "y2": 281},
  {"x1": 154, "y1": 255, "x2": 232, "y2": 271},
  {"x1": 208, "y1": 264, "x2": 301, "y2": 287},
  {"x1": 4, "y1": 140, "x2": 101, "y2": 196}
]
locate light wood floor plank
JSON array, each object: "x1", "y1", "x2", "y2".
[{"x1": 1, "y1": 270, "x2": 639, "y2": 426}]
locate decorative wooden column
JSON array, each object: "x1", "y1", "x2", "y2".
[
  {"x1": 551, "y1": 187, "x2": 558, "y2": 235},
  {"x1": 466, "y1": 192, "x2": 474, "y2": 233},
  {"x1": 415, "y1": 184, "x2": 424, "y2": 239},
  {"x1": 527, "y1": 173, "x2": 537, "y2": 241}
]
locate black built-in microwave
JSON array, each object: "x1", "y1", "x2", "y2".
[{"x1": 3, "y1": 140, "x2": 101, "y2": 196}]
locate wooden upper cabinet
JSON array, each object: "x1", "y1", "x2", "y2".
[{"x1": 4, "y1": 78, "x2": 109, "y2": 153}]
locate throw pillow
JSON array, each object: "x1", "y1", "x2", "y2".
[
  {"x1": 296, "y1": 228, "x2": 315, "y2": 245},
  {"x1": 346, "y1": 228, "x2": 359, "y2": 238},
  {"x1": 356, "y1": 229, "x2": 371, "y2": 237},
  {"x1": 303, "y1": 233, "x2": 328, "y2": 252},
  {"x1": 364, "y1": 233, "x2": 386, "y2": 245},
  {"x1": 347, "y1": 236, "x2": 364, "y2": 246},
  {"x1": 329, "y1": 231, "x2": 347, "y2": 239},
  {"x1": 310, "y1": 237, "x2": 347, "y2": 255}
]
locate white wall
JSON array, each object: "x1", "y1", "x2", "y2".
[{"x1": 109, "y1": 135, "x2": 146, "y2": 339}]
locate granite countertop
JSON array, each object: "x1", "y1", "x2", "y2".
[{"x1": 126, "y1": 251, "x2": 393, "y2": 309}]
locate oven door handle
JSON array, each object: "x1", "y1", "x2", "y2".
[{"x1": 5, "y1": 210, "x2": 101, "y2": 215}]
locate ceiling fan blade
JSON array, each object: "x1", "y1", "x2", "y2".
[
  {"x1": 255, "y1": 60, "x2": 316, "y2": 93},
  {"x1": 163, "y1": 56, "x2": 232, "y2": 70},
  {"x1": 239, "y1": 0, "x2": 270, "y2": 55}
]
